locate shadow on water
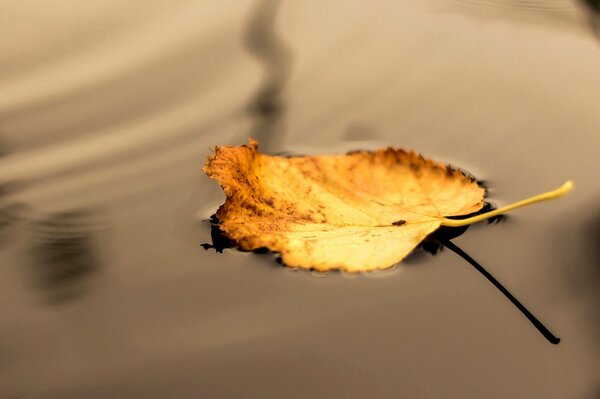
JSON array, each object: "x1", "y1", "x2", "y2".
[
  {"x1": 243, "y1": 0, "x2": 293, "y2": 152},
  {"x1": 548, "y1": 197, "x2": 600, "y2": 395},
  {"x1": 0, "y1": 134, "x2": 28, "y2": 247},
  {"x1": 0, "y1": 134, "x2": 105, "y2": 304},
  {"x1": 25, "y1": 209, "x2": 105, "y2": 305},
  {"x1": 554, "y1": 198, "x2": 600, "y2": 348},
  {"x1": 580, "y1": 0, "x2": 600, "y2": 39},
  {"x1": 574, "y1": 203, "x2": 600, "y2": 398},
  {"x1": 583, "y1": 0, "x2": 600, "y2": 12},
  {"x1": 576, "y1": 204, "x2": 600, "y2": 338},
  {"x1": 0, "y1": 137, "x2": 11, "y2": 244},
  {"x1": 0, "y1": 191, "x2": 28, "y2": 249}
]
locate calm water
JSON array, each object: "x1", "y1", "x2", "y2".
[{"x1": 1, "y1": 1, "x2": 600, "y2": 398}]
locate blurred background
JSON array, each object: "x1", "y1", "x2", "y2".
[{"x1": 1, "y1": 1, "x2": 600, "y2": 397}]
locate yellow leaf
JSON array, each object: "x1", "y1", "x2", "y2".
[{"x1": 203, "y1": 139, "x2": 572, "y2": 272}]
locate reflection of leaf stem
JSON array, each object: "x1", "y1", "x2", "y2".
[
  {"x1": 441, "y1": 180, "x2": 573, "y2": 227},
  {"x1": 441, "y1": 239, "x2": 560, "y2": 345}
]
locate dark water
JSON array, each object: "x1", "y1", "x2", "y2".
[{"x1": 1, "y1": 1, "x2": 599, "y2": 398}]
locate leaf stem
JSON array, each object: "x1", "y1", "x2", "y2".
[
  {"x1": 440, "y1": 180, "x2": 573, "y2": 227},
  {"x1": 442, "y1": 239, "x2": 560, "y2": 345}
]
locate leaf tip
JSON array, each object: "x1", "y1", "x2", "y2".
[{"x1": 560, "y1": 180, "x2": 574, "y2": 195}]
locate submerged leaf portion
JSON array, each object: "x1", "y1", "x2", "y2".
[{"x1": 203, "y1": 139, "x2": 485, "y2": 272}]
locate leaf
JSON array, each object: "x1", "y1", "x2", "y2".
[{"x1": 203, "y1": 139, "x2": 572, "y2": 272}]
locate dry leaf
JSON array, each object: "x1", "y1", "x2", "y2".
[
  {"x1": 204, "y1": 139, "x2": 484, "y2": 272},
  {"x1": 203, "y1": 140, "x2": 572, "y2": 272}
]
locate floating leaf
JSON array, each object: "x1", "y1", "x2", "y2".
[{"x1": 203, "y1": 139, "x2": 572, "y2": 272}]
